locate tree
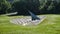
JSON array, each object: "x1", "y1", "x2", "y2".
[
  {"x1": 0, "y1": 0, "x2": 11, "y2": 14},
  {"x1": 13, "y1": 0, "x2": 40, "y2": 15}
]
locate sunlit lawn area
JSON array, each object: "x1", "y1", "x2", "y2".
[{"x1": 0, "y1": 14, "x2": 60, "y2": 34}]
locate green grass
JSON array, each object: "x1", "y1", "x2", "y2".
[{"x1": 0, "y1": 14, "x2": 60, "y2": 34}]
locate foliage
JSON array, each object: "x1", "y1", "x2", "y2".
[
  {"x1": 0, "y1": 0, "x2": 60, "y2": 14},
  {"x1": 0, "y1": 0, "x2": 11, "y2": 14},
  {"x1": 39, "y1": 0, "x2": 60, "y2": 14},
  {"x1": 13, "y1": 0, "x2": 40, "y2": 15}
]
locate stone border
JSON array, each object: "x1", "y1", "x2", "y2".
[{"x1": 37, "y1": 16, "x2": 46, "y2": 25}]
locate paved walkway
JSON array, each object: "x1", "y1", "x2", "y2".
[{"x1": 1, "y1": 12, "x2": 17, "y2": 16}]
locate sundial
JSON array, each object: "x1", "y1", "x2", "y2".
[{"x1": 10, "y1": 10, "x2": 46, "y2": 26}]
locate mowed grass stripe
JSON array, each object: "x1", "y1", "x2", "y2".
[{"x1": 0, "y1": 15, "x2": 60, "y2": 34}]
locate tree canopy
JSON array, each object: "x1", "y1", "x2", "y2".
[
  {"x1": 0, "y1": 0, "x2": 60, "y2": 15},
  {"x1": 13, "y1": 0, "x2": 40, "y2": 15},
  {"x1": 0, "y1": 0, "x2": 11, "y2": 14}
]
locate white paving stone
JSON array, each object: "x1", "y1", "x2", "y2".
[{"x1": 10, "y1": 16, "x2": 46, "y2": 26}]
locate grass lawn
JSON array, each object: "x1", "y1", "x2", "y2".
[{"x1": 0, "y1": 14, "x2": 60, "y2": 34}]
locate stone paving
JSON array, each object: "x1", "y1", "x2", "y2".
[{"x1": 10, "y1": 16, "x2": 46, "y2": 26}]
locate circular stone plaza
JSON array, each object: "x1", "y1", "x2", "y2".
[{"x1": 10, "y1": 16, "x2": 46, "y2": 26}]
